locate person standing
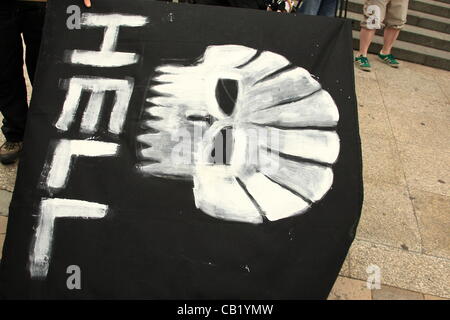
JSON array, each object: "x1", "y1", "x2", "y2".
[
  {"x1": 355, "y1": 0, "x2": 409, "y2": 71},
  {"x1": 0, "y1": 0, "x2": 92, "y2": 165},
  {"x1": 298, "y1": 0, "x2": 339, "y2": 17}
]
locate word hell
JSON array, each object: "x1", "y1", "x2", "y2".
[{"x1": 29, "y1": 13, "x2": 148, "y2": 279}]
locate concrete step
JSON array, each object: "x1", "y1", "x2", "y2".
[
  {"x1": 348, "y1": 11, "x2": 450, "y2": 52},
  {"x1": 409, "y1": 0, "x2": 450, "y2": 18},
  {"x1": 352, "y1": 30, "x2": 450, "y2": 70},
  {"x1": 348, "y1": 0, "x2": 450, "y2": 34},
  {"x1": 406, "y1": 8, "x2": 450, "y2": 34},
  {"x1": 434, "y1": 0, "x2": 450, "y2": 5}
]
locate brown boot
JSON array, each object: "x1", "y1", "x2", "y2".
[{"x1": 0, "y1": 141, "x2": 23, "y2": 165}]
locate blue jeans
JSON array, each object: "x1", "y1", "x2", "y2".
[{"x1": 298, "y1": 0, "x2": 338, "y2": 17}]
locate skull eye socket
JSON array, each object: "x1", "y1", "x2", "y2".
[{"x1": 215, "y1": 78, "x2": 238, "y2": 116}]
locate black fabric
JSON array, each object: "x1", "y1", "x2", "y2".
[
  {"x1": 0, "y1": 0, "x2": 13, "y2": 10},
  {"x1": 0, "y1": 1, "x2": 46, "y2": 142},
  {"x1": 191, "y1": 0, "x2": 267, "y2": 9},
  {"x1": 0, "y1": 0, "x2": 362, "y2": 299}
]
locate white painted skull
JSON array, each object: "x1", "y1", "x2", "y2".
[{"x1": 137, "y1": 45, "x2": 340, "y2": 224}]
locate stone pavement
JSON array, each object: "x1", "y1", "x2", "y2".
[
  {"x1": 330, "y1": 53, "x2": 450, "y2": 300},
  {"x1": 0, "y1": 53, "x2": 449, "y2": 300}
]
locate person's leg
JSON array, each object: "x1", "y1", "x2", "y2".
[
  {"x1": 359, "y1": 28, "x2": 376, "y2": 56},
  {"x1": 359, "y1": 0, "x2": 386, "y2": 56},
  {"x1": 298, "y1": 0, "x2": 322, "y2": 15},
  {"x1": 381, "y1": 27, "x2": 400, "y2": 54},
  {"x1": 355, "y1": 0, "x2": 386, "y2": 71},
  {"x1": 19, "y1": 1, "x2": 46, "y2": 84},
  {"x1": 378, "y1": 0, "x2": 408, "y2": 67},
  {"x1": 0, "y1": 4, "x2": 28, "y2": 147},
  {"x1": 317, "y1": 0, "x2": 339, "y2": 17}
]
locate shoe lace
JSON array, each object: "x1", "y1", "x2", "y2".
[
  {"x1": 2, "y1": 141, "x2": 21, "y2": 151},
  {"x1": 385, "y1": 54, "x2": 397, "y2": 63},
  {"x1": 359, "y1": 56, "x2": 369, "y2": 64}
]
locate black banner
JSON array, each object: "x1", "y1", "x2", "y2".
[{"x1": 0, "y1": 0, "x2": 362, "y2": 299}]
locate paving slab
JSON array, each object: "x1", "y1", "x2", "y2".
[
  {"x1": 0, "y1": 162, "x2": 18, "y2": 193},
  {"x1": 375, "y1": 57, "x2": 450, "y2": 121},
  {"x1": 0, "y1": 216, "x2": 7, "y2": 234},
  {"x1": 388, "y1": 110, "x2": 450, "y2": 151},
  {"x1": 403, "y1": 59, "x2": 448, "y2": 79},
  {"x1": 433, "y1": 68, "x2": 450, "y2": 101},
  {"x1": 410, "y1": 188, "x2": 450, "y2": 259},
  {"x1": 376, "y1": 63, "x2": 447, "y2": 99},
  {"x1": 372, "y1": 285, "x2": 424, "y2": 300},
  {"x1": 328, "y1": 276, "x2": 372, "y2": 300},
  {"x1": 354, "y1": 66, "x2": 378, "y2": 81},
  {"x1": 402, "y1": 60, "x2": 450, "y2": 97},
  {"x1": 349, "y1": 240, "x2": 450, "y2": 298},
  {"x1": 354, "y1": 73, "x2": 384, "y2": 106},
  {"x1": 0, "y1": 234, "x2": 4, "y2": 260},
  {"x1": 360, "y1": 133, "x2": 406, "y2": 186},
  {"x1": 424, "y1": 294, "x2": 448, "y2": 300},
  {"x1": 357, "y1": 179, "x2": 421, "y2": 252},
  {"x1": 339, "y1": 254, "x2": 351, "y2": 277},
  {"x1": 354, "y1": 71, "x2": 395, "y2": 139},
  {"x1": 0, "y1": 190, "x2": 12, "y2": 216},
  {"x1": 381, "y1": 90, "x2": 450, "y2": 122},
  {"x1": 398, "y1": 143, "x2": 450, "y2": 197},
  {"x1": 357, "y1": 102, "x2": 394, "y2": 138}
]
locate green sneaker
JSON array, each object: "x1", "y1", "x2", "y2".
[
  {"x1": 355, "y1": 55, "x2": 371, "y2": 72},
  {"x1": 378, "y1": 52, "x2": 400, "y2": 68}
]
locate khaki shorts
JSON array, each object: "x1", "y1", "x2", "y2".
[{"x1": 361, "y1": 0, "x2": 409, "y2": 30}]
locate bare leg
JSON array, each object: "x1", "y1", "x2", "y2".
[
  {"x1": 381, "y1": 27, "x2": 400, "y2": 54},
  {"x1": 359, "y1": 27, "x2": 376, "y2": 56}
]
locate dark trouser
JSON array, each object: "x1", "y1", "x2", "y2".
[
  {"x1": 0, "y1": 1, "x2": 46, "y2": 142},
  {"x1": 190, "y1": 0, "x2": 266, "y2": 9}
]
